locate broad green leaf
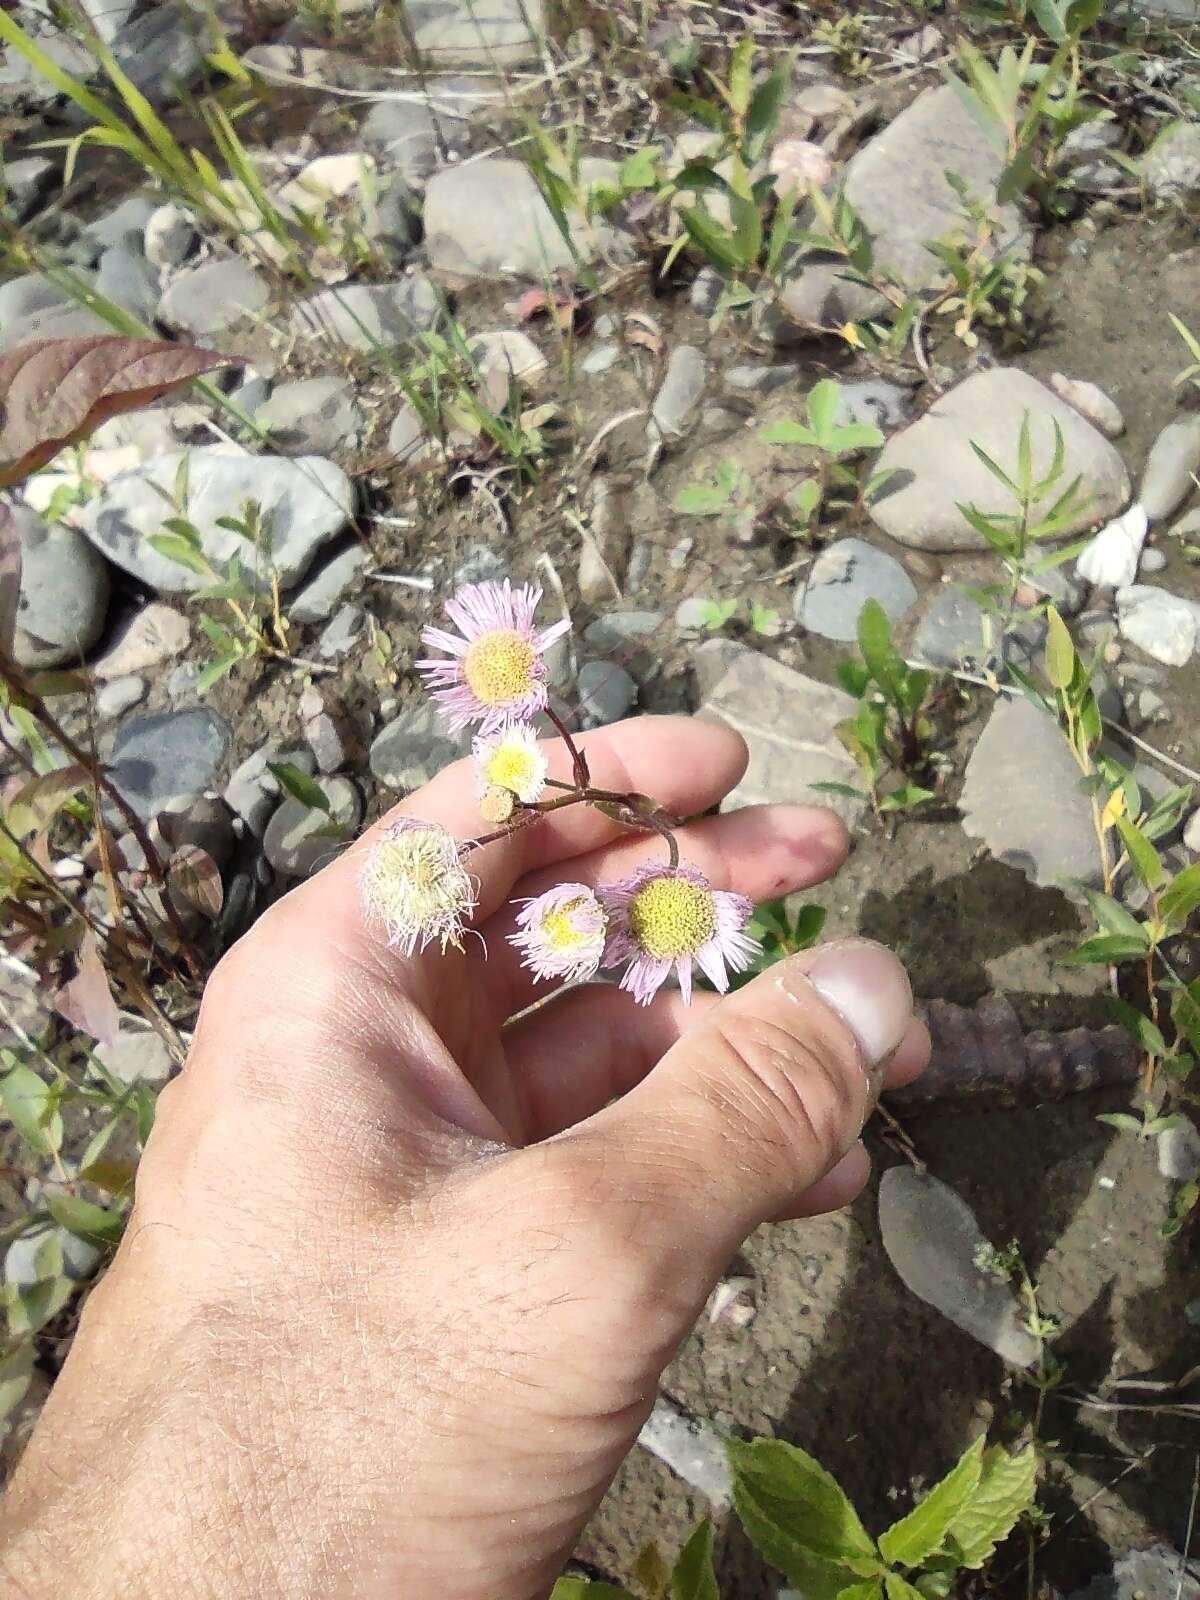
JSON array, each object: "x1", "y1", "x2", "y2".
[
  {"x1": 148, "y1": 533, "x2": 211, "y2": 575},
  {"x1": 679, "y1": 206, "x2": 743, "y2": 273},
  {"x1": 1103, "y1": 997, "x2": 1166, "y2": 1060},
  {"x1": 943, "y1": 1445, "x2": 1037, "y2": 1569},
  {"x1": 0, "y1": 1342, "x2": 33, "y2": 1424},
  {"x1": 620, "y1": 145, "x2": 659, "y2": 190},
  {"x1": 883, "y1": 1576, "x2": 926, "y2": 1600},
  {"x1": 879, "y1": 786, "x2": 936, "y2": 812},
  {"x1": 672, "y1": 1522, "x2": 719, "y2": 1600},
  {"x1": 5, "y1": 1270, "x2": 73, "y2": 1339},
  {"x1": 46, "y1": 1194, "x2": 125, "y2": 1246},
  {"x1": 728, "y1": 1437, "x2": 881, "y2": 1583},
  {"x1": 879, "y1": 1437, "x2": 985, "y2": 1569},
  {"x1": 1079, "y1": 889, "x2": 1149, "y2": 945},
  {"x1": 1116, "y1": 814, "x2": 1164, "y2": 891},
  {"x1": 857, "y1": 599, "x2": 904, "y2": 703},
  {"x1": 837, "y1": 660, "x2": 871, "y2": 698},
  {"x1": 1, "y1": 1063, "x2": 63, "y2": 1157},
  {"x1": 267, "y1": 761, "x2": 331, "y2": 815},
  {"x1": 1043, "y1": 608, "x2": 1075, "y2": 691},
  {"x1": 673, "y1": 485, "x2": 730, "y2": 516},
  {"x1": 727, "y1": 33, "x2": 754, "y2": 117},
  {"x1": 763, "y1": 419, "x2": 818, "y2": 448},
  {"x1": 830, "y1": 422, "x2": 885, "y2": 454},
  {"x1": 1160, "y1": 863, "x2": 1200, "y2": 930},
  {"x1": 747, "y1": 60, "x2": 793, "y2": 160},
  {"x1": 807, "y1": 379, "x2": 841, "y2": 447},
  {"x1": 195, "y1": 654, "x2": 241, "y2": 694},
  {"x1": 792, "y1": 904, "x2": 827, "y2": 949},
  {"x1": 1061, "y1": 934, "x2": 1149, "y2": 965}
]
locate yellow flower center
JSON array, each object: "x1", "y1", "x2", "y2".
[
  {"x1": 629, "y1": 877, "x2": 716, "y2": 961},
  {"x1": 486, "y1": 742, "x2": 538, "y2": 795},
  {"x1": 464, "y1": 629, "x2": 536, "y2": 707},
  {"x1": 540, "y1": 897, "x2": 590, "y2": 954}
]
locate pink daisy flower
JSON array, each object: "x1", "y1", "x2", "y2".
[
  {"x1": 599, "y1": 863, "x2": 757, "y2": 1006},
  {"x1": 417, "y1": 580, "x2": 570, "y2": 734},
  {"x1": 508, "y1": 883, "x2": 607, "y2": 985}
]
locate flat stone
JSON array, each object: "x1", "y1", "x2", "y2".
[
  {"x1": 1069, "y1": 1544, "x2": 1200, "y2": 1600},
  {"x1": 263, "y1": 776, "x2": 362, "y2": 878},
  {"x1": 637, "y1": 1395, "x2": 732, "y2": 1508},
  {"x1": 423, "y1": 157, "x2": 623, "y2": 279},
  {"x1": 0, "y1": 273, "x2": 79, "y2": 325},
  {"x1": 794, "y1": 537, "x2": 917, "y2": 642},
  {"x1": 878, "y1": 1168, "x2": 1040, "y2": 1367},
  {"x1": 1158, "y1": 1117, "x2": 1200, "y2": 1181},
  {"x1": 1115, "y1": 585, "x2": 1199, "y2": 666},
  {"x1": 157, "y1": 258, "x2": 270, "y2": 337},
  {"x1": 1049, "y1": 373, "x2": 1124, "y2": 438},
  {"x1": 1143, "y1": 121, "x2": 1200, "y2": 199},
  {"x1": 405, "y1": 0, "x2": 544, "y2": 65},
  {"x1": 95, "y1": 675, "x2": 146, "y2": 719},
  {"x1": 694, "y1": 640, "x2": 865, "y2": 825},
  {"x1": 871, "y1": 367, "x2": 1130, "y2": 552},
  {"x1": 5, "y1": 156, "x2": 53, "y2": 221},
  {"x1": 256, "y1": 377, "x2": 363, "y2": 455},
  {"x1": 289, "y1": 543, "x2": 369, "y2": 625},
  {"x1": 12, "y1": 508, "x2": 110, "y2": 669},
  {"x1": 361, "y1": 77, "x2": 503, "y2": 188},
  {"x1": 289, "y1": 278, "x2": 441, "y2": 349},
  {"x1": 1186, "y1": 807, "x2": 1200, "y2": 855},
  {"x1": 318, "y1": 603, "x2": 364, "y2": 658},
  {"x1": 581, "y1": 342, "x2": 619, "y2": 375},
  {"x1": 96, "y1": 244, "x2": 160, "y2": 323},
  {"x1": 1076, "y1": 504, "x2": 1150, "y2": 590},
  {"x1": 388, "y1": 404, "x2": 433, "y2": 463},
  {"x1": 109, "y1": 3, "x2": 207, "y2": 107},
  {"x1": 223, "y1": 740, "x2": 313, "y2": 838},
  {"x1": 93, "y1": 603, "x2": 190, "y2": 680},
  {"x1": 467, "y1": 329, "x2": 548, "y2": 387},
  {"x1": 649, "y1": 345, "x2": 707, "y2": 442},
  {"x1": 81, "y1": 195, "x2": 158, "y2": 255},
  {"x1": 144, "y1": 203, "x2": 199, "y2": 268},
  {"x1": 80, "y1": 451, "x2": 354, "y2": 595},
  {"x1": 0, "y1": 303, "x2": 111, "y2": 351},
  {"x1": 960, "y1": 694, "x2": 1100, "y2": 889},
  {"x1": 109, "y1": 708, "x2": 231, "y2": 822},
  {"x1": 725, "y1": 363, "x2": 797, "y2": 392},
  {"x1": 834, "y1": 380, "x2": 913, "y2": 430},
  {"x1": 778, "y1": 84, "x2": 1025, "y2": 335},
  {"x1": 911, "y1": 586, "x2": 1008, "y2": 671},
  {"x1": 1138, "y1": 415, "x2": 1200, "y2": 522},
  {"x1": 577, "y1": 659, "x2": 637, "y2": 727},
  {"x1": 95, "y1": 1024, "x2": 172, "y2": 1085},
  {"x1": 369, "y1": 698, "x2": 470, "y2": 791}
]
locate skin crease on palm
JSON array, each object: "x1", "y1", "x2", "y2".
[{"x1": 0, "y1": 716, "x2": 929, "y2": 1600}]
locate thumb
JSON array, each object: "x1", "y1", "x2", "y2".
[{"x1": 577, "y1": 938, "x2": 913, "y2": 1259}]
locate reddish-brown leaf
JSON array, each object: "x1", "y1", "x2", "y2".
[
  {"x1": 0, "y1": 499, "x2": 20, "y2": 656},
  {"x1": 54, "y1": 928, "x2": 120, "y2": 1046},
  {"x1": 167, "y1": 844, "x2": 224, "y2": 919},
  {"x1": 0, "y1": 336, "x2": 234, "y2": 490}
]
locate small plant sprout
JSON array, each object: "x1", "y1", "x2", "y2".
[{"x1": 367, "y1": 578, "x2": 762, "y2": 1002}]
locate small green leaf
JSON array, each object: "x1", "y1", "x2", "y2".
[
  {"x1": 46, "y1": 1193, "x2": 125, "y2": 1246},
  {"x1": 0, "y1": 1342, "x2": 33, "y2": 1424},
  {"x1": 632, "y1": 1541, "x2": 671, "y2": 1600},
  {"x1": 1044, "y1": 608, "x2": 1075, "y2": 691},
  {"x1": 674, "y1": 485, "x2": 731, "y2": 516},
  {"x1": 857, "y1": 599, "x2": 904, "y2": 704},
  {"x1": 148, "y1": 532, "x2": 211, "y2": 575},
  {"x1": 1079, "y1": 890, "x2": 1149, "y2": 945},
  {"x1": 671, "y1": 1522, "x2": 719, "y2": 1600},
  {"x1": 883, "y1": 1576, "x2": 927, "y2": 1600},
  {"x1": 1116, "y1": 814, "x2": 1164, "y2": 891},
  {"x1": 836, "y1": 1584, "x2": 883, "y2": 1600},
  {"x1": 806, "y1": 379, "x2": 841, "y2": 447},
  {"x1": 811, "y1": 781, "x2": 866, "y2": 800},
  {"x1": 1103, "y1": 996, "x2": 1166, "y2": 1060},
  {"x1": 679, "y1": 205, "x2": 743, "y2": 273},
  {"x1": 763, "y1": 419, "x2": 818, "y2": 448},
  {"x1": 267, "y1": 761, "x2": 331, "y2": 814},
  {"x1": 1, "y1": 1063, "x2": 63, "y2": 1157},
  {"x1": 879, "y1": 786, "x2": 935, "y2": 812},
  {"x1": 194, "y1": 654, "x2": 241, "y2": 694},
  {"x1": 829, "y1": 422, "x2": 885, "y2": 454},
  {"x1": 728, "y1": 1437, "x2": 881, "y2": 1587},
  {"x1": 1061, "y1": 934, "x2": 1149, "y2": 965},
  {"x1": 879, "y1": 1436, "x2": 985, "y2": 1569},
  {"x1": 791, "y1": 904, "x2": 827, "y2": 949},
  {"x1": 943, "y1": 1445, "x2": 1037, "y2": 1569},
  {"x1": 1160, "y1": 863, "x2": 1200, "y2": 930}
]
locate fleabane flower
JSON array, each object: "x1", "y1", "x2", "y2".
[
  {"x1": 417, "y1": 580, "x2": 570, "y2": 734},
  {"x1": 360, "y1": 817, "x2": 477, "y2": 956},
  {"x1": 473, "y1": 725, "x2": 548, "y2": 806},
  {"x1": 600, "y1": 863, "x2": 757, "y2": 1006},
  {"x1": 509, "y1": 883, "x2": 607, "y2": 985}
]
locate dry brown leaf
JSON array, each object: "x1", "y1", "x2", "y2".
[
  {"x1": 167, "y1": 845, "x2": 224, "y2": 920},
  {"x1": 54, "y1": 928, "x2": 120, "y2": 1046},
  {"x1": 6, "y1": 763, "x2": 89, "y2": 839},
  {"x1": 0, "y1": 336, "x2": 234, "y2": 490}
]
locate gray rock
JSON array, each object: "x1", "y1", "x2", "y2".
[
  {"x1": 262, "y1": 776, "x2": 362, "y2": 879},
  {"x1": 674, "y1": 597, "x2": 718, "y2": 638},
  {"x1": 0, "y1": 273, "x2": 79, "y2": 326},
  {"x1": 0, "y1": 303, "x2": 111, "y2": 351},
  {"x1": 1143, "y1": 121, "x2": 1200, "y2": 199},
  {"x1": 649, "y1": 345, "x2": 707, "y2": 443},
  {"x1": 157, "y1": 258, "x2": 270, "y2": 337},
  {"x1": 583, "y1": 610, "x2": 665, "y2": 654},
  {"x1": 80, "y1": 450, "x2": 355, "y2": 595},
  {"x1": 109, "y1": 708, "x2": 231, "y2": 822},
  {"x1": 289, "y1": 543, "x2": 369, "y2": 625},
  {"x1": 468, "y1": 329, "x2": 548, "y2": 388},
  {"x1": 1158, "y1": 1117, "x2": 1200, "y2": 1182},
  {"x1": 580, "y1": 342, "x2": 620, "y2": 375},
  {"x1": 387, "y1": 403, "x2": 432, "y2": 463},
  {"x1": 369, "y1": 698, "x2": 470, "y2": 791},
  {"x1": 1049, "y1": 373, "x2": 1124, "y2": 438},
  {"x1": 577, "y1": 659, "x2": 637, "y2": 727},
  {"x1": 1115, "y1": 585, "x2": 1199, "y2": 666},
  {"x1": 1169, "y1": 504, "x2": 1200, "y2": 540},
  {"x1": 93, "y1": 603, "x2": 189, "y2": 680},
  {"x1": 724, "y1": 363, "x2": 797, "y2": 393},
  {"x1": 454, "y1": 544, "x2": 506, "y2": 587},
  {"x1": 1139, "y1": 546, "x2": 1168, "y2": 574},
  {"x1": 5, "y1": 155, "x2": 52, "y2": 221},
  {"x1": 1068, "y1": 1544, "x2": 1200, "y2": 1600},
  {"x1": 878, "y1": 1167, "x2": 1040, "y2": 1367},
  {"x1": 694, "y1": 639, "x2": 865, "y2": 824},
  {"x1": 911, "y1": 586, "x2": 1003, "y2": 671},
  {"x1": 833, "y1": 380, "x2": 913, "y2": 431},
  {"x1": 1138, "y1": 415, "x2": 1200, "y2": 522},
  {"x1": 95, "y1": 1024, "x2": 172, "y2": 1085},
  {"x1": 318, "y1": 603, "x2": 364, "y2": 658},
  {"x1": 5, "y1": 1224, "x2": 101, "y2": 1288},
  {"x1": 155, "y1": 793, "x2": 236, "y2": 867},
  {"x1": 144, "y1": 203, "x2": 199, "y2": 268},
  {"x1": 256, "y1": 377, "x2": 363, "y2": 456},
  {"x1": 95, "y1": 675, "x2": 146, "y2": 720},
  {"x1": 959, "y1": 694, "x2": 1100, "y2": 889},
  {"x1": 81, "y1": 195, "x2": 158, "y2": 256},
  {"x1": 290, "y1": 278, "x2": 441, "y2": 350},
  {"x1": 1186, "y1": 806, "x2": 1200, "y2": 855},
  {"x1": 12, "y1": 508, "x2": 110, "y2": 669},
  {"x1": 362, "y1": 78, "x2": 502, "y2": 187},
  {"x1": 778, "y1": 84, "x2": 1025, "y2": 336},
  {"x1": 423, "y1": 158, "x2": 623, "y2": 278},
  {"x1": 109, "y1": 3, "x2": 207, "y2": 107},
  {"x1": 794, "y1": 537, "x2": 918, "y2": 642},
  {"x1": 871, "y1": 367, "x2": 1131, "y2": 552},
  {"x1": 404, "y1": 0, "x2": 544, "y2": 65},
  {"x1": 637, "y1": 1395, "x2": 732, "y2": 1508},
  {"x1": 96, "y1": 244, "x2": 160, "y2": 323},
  {"x1": 0, "y1": 32, "x2": 93, "y2": 111},
  {"x1": 223, "y1": 741, "x2": 313, "y2": 838},
  {"x1": 691, "y1": 266, "x2": 723, "y2": 314},
  {"x1": 371, "y1": 175, "x2": 424, "y2": 259}
]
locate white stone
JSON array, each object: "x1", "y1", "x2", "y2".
[
  {"x1": 1049, "y1": 373, "x2": 1125, "y2": 438},
  {"x1": 93, "y1": 603, "x2": 190, "y2": 681},
  {"x1": 637, "y1": 1395, "x2": 732, "y2": 1507},
  {"x1": 1076, "y1": 503, "x2": 1149, "y2": 590},
  {"x1": 1139, "y1": 415, "x2": 1200, "y2": 523},
  {"x1": 96, "y1": 1024, "x2": 173, "y2": 1085},
  {"x1": 1115, "y1": 585, "x2": 1199, "y2": 667},
  {"x1": 1184, "y1": 807, "x2": 1200, "y2": 855},
  {"x1": 1158, "y1": 1117, "x2": 1200, "y2": 1182}
]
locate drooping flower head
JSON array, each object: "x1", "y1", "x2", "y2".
[
  {"x1": 599, "y1": 863, "x2": 757, "y2": 1006},
  {"x1": 473, "y1": 725, "x2": 548, "y2": 806},
  {"x1": 509, "y1": 883, "x2": 607, "y2": 985},
  {"x1": 360, "y1": 817, "x2": 477, "y2": 956},
  {"x1": 417, "y1": 580, "x2": 570, "y2": 735}
]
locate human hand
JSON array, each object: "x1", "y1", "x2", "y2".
[{"x1": 0, "y1": 714, "x2": 927, "y2": 1600}]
